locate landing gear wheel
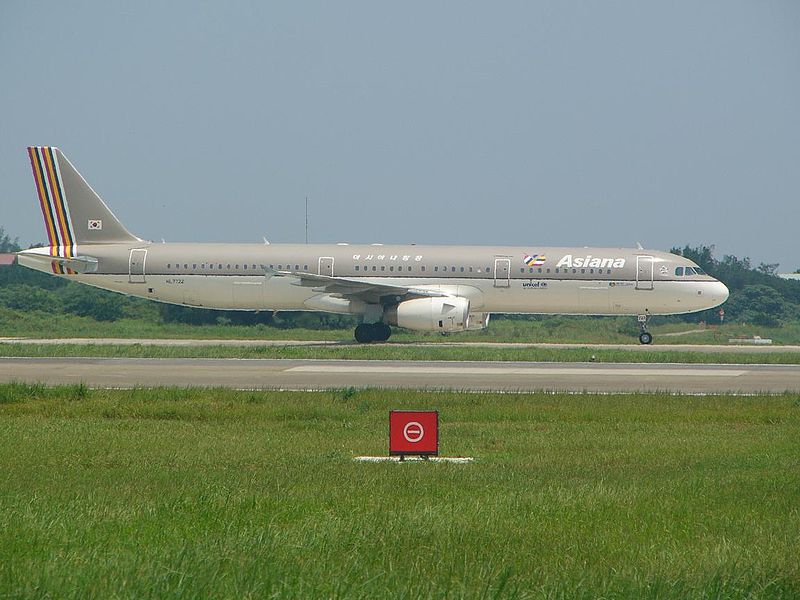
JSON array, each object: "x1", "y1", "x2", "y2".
[
  {"x1": 354, "y1": 323, "x2": 373, "y2": 343},
  {"x1": 354, "y1": 323, "x2": 391, "y2": 343},
  {"x1": 375, "y1": 323, "x2": 392, "y2": 342},
  {"x1": 639, "y1": 332, "x2": 653, "y2": 345}
]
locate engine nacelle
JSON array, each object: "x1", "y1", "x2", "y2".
[{"x1": 386, "y1": 297, "x2": 471, "y2": 332}]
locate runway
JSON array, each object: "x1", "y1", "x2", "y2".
[{"x1": 1, "y1": 357, "x2": 798, "y2": 394}]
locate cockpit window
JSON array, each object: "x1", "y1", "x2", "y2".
[
  {"x1": 694, "y1": 267, "x2": 705, "y2": 275},
  {"x1": 675, "y1": 267, "x2": 684, "y2": 276}
]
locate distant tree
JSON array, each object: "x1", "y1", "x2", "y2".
[
  {"x1": 0, "y1": 284, "x2": 58, "y2": 312},
  {"x1": 724, "y1": 285, "x2": 793, "y2": 327},
  {"x1": 0, "y1": 227, "x2": 20, "y2": 253},
  {"x1": 757, "y1": 262, "x2": 779, "y2": 276},
  {"x1": 61, "y1": 285, "x2": 123, "y2": 321}
]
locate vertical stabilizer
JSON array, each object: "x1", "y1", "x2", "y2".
[{"x1": 27, "y1": 146, "x2": 140, "y2": 248}]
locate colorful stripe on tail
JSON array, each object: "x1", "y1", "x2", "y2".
[{"x1": 28, "y1": 147, "x2": 76, "y2": 274}]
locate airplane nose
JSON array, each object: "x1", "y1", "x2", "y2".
[{"x1": 713, "y1": 281, "x2": 729, "y2": 305}]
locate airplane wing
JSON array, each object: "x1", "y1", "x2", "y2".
[{"x1": 270, "y1": 269, "x2": 449, "y2": 304}]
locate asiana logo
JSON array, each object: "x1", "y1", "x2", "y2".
[{"x1": 557, "y1": 254, "x2": 626, "y2": 268}]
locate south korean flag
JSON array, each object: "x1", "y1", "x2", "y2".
[{"x1": 88, "y1": 219, "x2": 103, "y2": 230}]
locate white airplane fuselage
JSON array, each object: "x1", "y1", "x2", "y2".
[{"x1": 18, "y1": 242, "x2": 728, "y2": 316}]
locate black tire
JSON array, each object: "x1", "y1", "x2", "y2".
[
  {"x1": 354, "y1": 323, "x2": 374, "y2": 343},
  {"x1": 375, "y1": 323, "x2": 392, "y2": 342},
  {"x1": 639, "y1": 332, "x2": 653, "y2": 345}
]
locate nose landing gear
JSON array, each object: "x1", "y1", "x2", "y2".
[{"x1": 637, "y1": 313, "x2": 653, "y2": 345}]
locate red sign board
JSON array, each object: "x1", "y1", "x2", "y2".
[{"x1": 389, "y1": 410, "x2": 438, "y2": 456}]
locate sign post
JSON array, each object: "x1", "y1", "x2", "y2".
[
  {"x1": 389, "y1": 410, "x2": 438, "y2": 458},
  {"x1": 354, "y1": 409, "x2": 471, "y2": 463}
]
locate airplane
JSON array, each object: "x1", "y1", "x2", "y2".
[{"x1": 17, "y1": 146, "x2": 729, "y2": 344}]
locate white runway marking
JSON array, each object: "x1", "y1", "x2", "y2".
[{"x1": 287, "y1": 366, "x2": 747, "y2": 377}]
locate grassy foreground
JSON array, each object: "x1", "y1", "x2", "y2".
[
  {"x1": 1, "y1": 385, "x2": 799, "y2": 598},
  {"x1": 2, "y1": 342, "x2": 800, "y2": 364}
]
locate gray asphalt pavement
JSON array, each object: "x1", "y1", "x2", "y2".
[{"x1": 1, "y1": 357, "x2": 798, "y2": 394}]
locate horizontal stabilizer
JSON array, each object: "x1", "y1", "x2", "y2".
[{"x1": 16, "y1": 247, "x2": 98, "y2": 275}]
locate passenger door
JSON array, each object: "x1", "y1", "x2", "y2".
[
  {"x1": 129, "y1": 249, "x2": 146, "y2": 283},
  {"x1": 635, "y1": 255, "x2": 654, "y2": 290}
]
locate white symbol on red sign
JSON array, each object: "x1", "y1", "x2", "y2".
[{"x1": 403, "y1": 421, "x2": 424, "y2": 443}]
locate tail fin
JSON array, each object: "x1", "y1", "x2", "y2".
[{"x1": 27, "y1": 146, "x2": 140, "y2": 249}]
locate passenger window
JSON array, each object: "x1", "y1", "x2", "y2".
[
  {"x1": 218, "y1": 264, "x2": 222, "y2": 269},
  {"x1": 451, "y1": 267, "x2": 456, "y2": 272},
  {"x1": 389, "y1": 266, "x2": 394, "y2": 271},
  {"x1": 460, "y1": 267, "x2": 465, "y2": 272},
  {"x1": 469, "y1": 266, "x2": 473, "y2": 272},
  {"x1": 227, "y1": 264, "x2": 231, "y2": 269},
  {"x1": 675, "y1": 267, "x2": 684, "y2": 276},
  {"x1": 520, "y1": 268, "x2": 525, "y2": 273},
  {"x1": 408, "y1": 266, "x2": 412, "y2": 272},
  {"x1": 183, "y1": 264, "x2": 188, "y2": 269},
  {"x1": 304, "y1": 265, "x2": 308, "y2": 270},
  {"x1": 244, "y1": 264, "x2": 247, "y2": 270},
  {"x1": 434, "y1": 266, "x2": 438, "y2": 272},
  {"x1": 372, "y1": 266, "x2": 377, "y2": 271},
  {"x1": 381, "y1": 266, "x2": 385, "y2": 271},
  {"x1": 422, "y1": 266, "x2": 426, "y2": 272},
  {"x1": 192, "y1": 264, "x2": 197, "y2": 269},
  {"x1": 355, "y1": 266, "x2": 360, "y2": 271}
]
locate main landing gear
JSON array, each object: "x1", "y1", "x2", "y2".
[
  {"x1": 637, "y1": 313, "x2": 653, "y2": 345},
  {"x1": 354, "y1": 322, "x2": 392, "y2": 343}
]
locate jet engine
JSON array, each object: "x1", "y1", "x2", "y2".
[{"x1": 385, "y1": 297, "x2": 470, "y2": 332}]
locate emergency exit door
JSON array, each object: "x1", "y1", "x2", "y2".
[{"x1": 494, "y1": 258, "x2": 511, "y2": 288}]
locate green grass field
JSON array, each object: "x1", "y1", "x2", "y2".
[
  {"x1": 1, "y1": 385, "x2": 798, "y2": 598},
  {"x1": 2, "y1": 342, "x2": 800, "y2": 364}
]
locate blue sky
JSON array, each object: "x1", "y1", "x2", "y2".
[{"x1": 1, "y1": 1, "x2": 798, "y2": 269}]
